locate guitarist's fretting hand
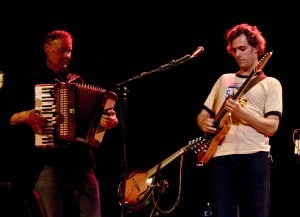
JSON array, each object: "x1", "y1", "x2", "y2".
[{"x1": 225, "y1": 98, "x2": 247, "y2": 123}]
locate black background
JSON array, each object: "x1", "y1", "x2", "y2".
[{"x1": 0, "y1": 3, "x2": 299, "y2": 217}]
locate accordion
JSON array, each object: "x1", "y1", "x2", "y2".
[{"x1": 34, "y1": 82, "x2": 118, "y2": 148}]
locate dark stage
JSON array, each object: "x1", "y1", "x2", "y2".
[{"x1": 0, "y1": 4, "x2": 299, "y2": 217}]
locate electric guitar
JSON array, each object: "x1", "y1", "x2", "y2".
[
  {"x1": 194, "y1": 51, "x2": 273, "y2": 166},
  {"x1": 118, "y1": 136, "x2": 205, "y2": 212}
]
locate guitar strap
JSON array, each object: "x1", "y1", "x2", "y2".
[{"x1": 242, "y1": 71, "x2": 266, "y2": 95}]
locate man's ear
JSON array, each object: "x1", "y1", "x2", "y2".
[
  {"x1": 44, "y1": 44, "x2": 49, "y2": 53},
  {"x1": 0, "y1": 72, "x2": 4, "y2": 89}
]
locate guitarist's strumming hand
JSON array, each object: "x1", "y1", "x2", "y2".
[{"x1": 201, "y1": 117, "x2": 217, "y2": 134}]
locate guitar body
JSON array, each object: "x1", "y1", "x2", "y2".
[
  {"x1": 197, "y1": 125, "x2": 231, "y2": 165},
  {"x1": 118, "y1": 169, "x2": 154, "y2": 211}
]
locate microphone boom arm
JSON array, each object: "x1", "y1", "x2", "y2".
[{"x1": 115, "y1": 46, "x2": 204, "y2": 87}]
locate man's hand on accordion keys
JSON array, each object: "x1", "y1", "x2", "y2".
[
  {"x1": 28, "y1": 109, "x2": 48, "y2": 134},
  {"x1": 10, "y1": 109, "x2": 48, "y2": 135},
  {"x1": 100, "y1": 109, "x2": 118, "y2": 129}
]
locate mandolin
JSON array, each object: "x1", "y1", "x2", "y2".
[{"x1": 118, "y1": 136, "x2": 205, "y2": 211}]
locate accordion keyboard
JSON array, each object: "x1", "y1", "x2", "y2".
[{"x1": 34, "y1": 84, "x2": 56, "y2": 148}]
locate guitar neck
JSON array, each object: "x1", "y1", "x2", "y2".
[
  {"x1": 232, "y1": 69, "x2": 258, "y2": 100},
  {"x1": 147, "y1": 140, "x2": 197, "y2": 177},
  {"x1": 147, "y1": 149, "x2": 184, "y2": 177}
]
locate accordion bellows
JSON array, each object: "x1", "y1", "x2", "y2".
[{"x1": 34, "y1": 82, "x2": 118, "y2": 148}]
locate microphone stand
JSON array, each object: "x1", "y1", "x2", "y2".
[
  {"x1": 114, "y1": 46, "x2": 204, "y2": 217},
  {"x1": 118, "y1": 85, "x2": 129, "y2": 217}
]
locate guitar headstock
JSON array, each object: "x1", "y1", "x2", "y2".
[
  {"x1": 256, "y1": 51, "x2": 273, "y2": 72},
  {"x1": 188, "y1": 136, "x2": 208, "y2": 152}
]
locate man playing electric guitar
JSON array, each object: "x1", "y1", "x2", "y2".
[{"x1": 196, "y1": 23, "x2": 282, "y2": 217}]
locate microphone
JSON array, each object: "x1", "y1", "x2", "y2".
[{"x1": 190, "y1": 46, "x2": 204, "y2": 58}]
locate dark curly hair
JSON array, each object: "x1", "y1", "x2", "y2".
[{"x1": 225, "y1": 23, "x2": 266, "y2": 57}]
